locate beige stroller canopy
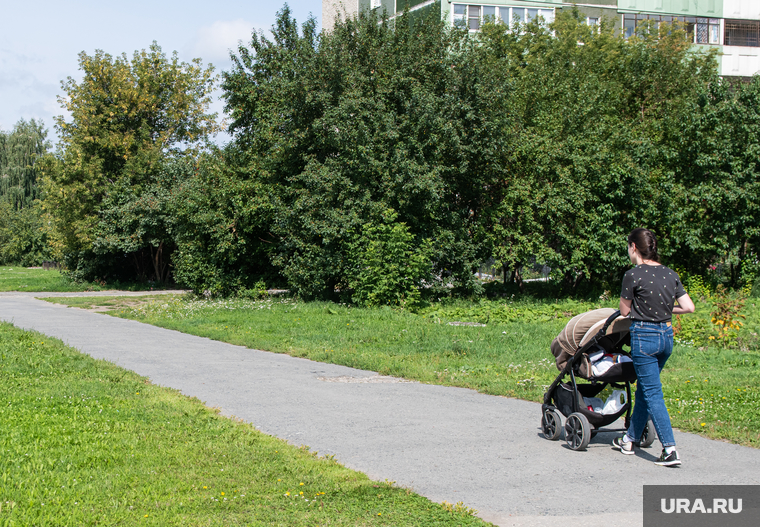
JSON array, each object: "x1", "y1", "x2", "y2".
[{"x1": 551, "y1": 308, "x2": 631, "y2": 377}]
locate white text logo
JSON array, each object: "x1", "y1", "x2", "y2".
[{"x1": 661, "y1": 498, "x2": 742, "y2": 514}]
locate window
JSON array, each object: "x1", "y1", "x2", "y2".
[
  {"x1": 695, "y1": 18, "x2": 720, "y2": 44},
  {"x1": 725, "y1": 19, "x2": 760, "y2": 47},
  {"x1": 371, "y1": 0, "x2": 381, "y2": 8},
  {"x1": 500, "y1": 6, "x2": 553, "y2": 26},
  {"x1": 499, "y1": 7, "x2": 509, "y2": 25},
  {"x1": 587, "y1": 17, "x2": 599, "y2": 26},
  {"x1": 512, "y1": 7, "x2": 522, "y2": 24},
  {"x1": 469, "y1": 5, "x2": 481, "y2": 30},
  {"x1": 709, "y1": 20, "x2": 720, "y2": 44},
  {"x1": 624, "y1": 13, "x2": 721, "y2": 45},
  {"x1": 454, "y1": 5, "x2": 554, "y2": 30},
  {"x1": 624, "y1": 14, "x2": 636, "y2": 38},
  {"x1": 453, "y1": 4, "x2": 466, "y2": 28},
  {"x1": 681, "y1": 17, "x2": 696, "y2": 39}
]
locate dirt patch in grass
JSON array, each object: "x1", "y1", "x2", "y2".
[
  {"x1": 43, "y1": 295, "x2": 183, "y2": 312},
  {"x1": 86, "y1": 298, "x2": 150, "y2": 312}
]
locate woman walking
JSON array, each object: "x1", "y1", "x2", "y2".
[{"x1": 613, "y1": 228, "x2": 695, "y2": 466}]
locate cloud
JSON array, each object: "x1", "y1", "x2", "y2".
[
  {"x1": 184, "y1": 19, "x2": 255, "y2": 67},
  {"x1": 0, "y1": 47, "x2": 47, "y2": 68},
  {"x1": 0, "y1": 45, "x2": 67, "y2": 134},
  {"x1": 0, "y1": 68, "x2": 57, "y2": 95}
]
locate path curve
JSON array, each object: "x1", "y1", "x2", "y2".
[{"x1": 1, "y1": 295, "x2": 758, "y2": 527}]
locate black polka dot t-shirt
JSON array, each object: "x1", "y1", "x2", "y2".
[{"x1": 620, "y1": 264, "x2": 687, "y2": 322}]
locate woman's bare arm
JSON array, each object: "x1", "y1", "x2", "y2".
[{"x1": 672, "y1": 293, "x2": 695, "y2": 314}]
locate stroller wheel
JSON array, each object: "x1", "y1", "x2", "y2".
[
  {"x1": 565, "y1": 412, "x2": 591, "y2": 451},
  {"x1": 541, "y1": 409, "x2": 562, "y2": 441},
  {"x1": 640, "y1": 419, "x2": 657, "y2": 448}
]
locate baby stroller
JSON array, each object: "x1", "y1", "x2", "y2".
[{"x1": 540, "y1": 308, "x2": 656, "y2": 451}]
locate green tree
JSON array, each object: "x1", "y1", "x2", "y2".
[
  {"x1": 478, "y1": 11, "x2": 720, "y2": 290},
  {"x1": 40, "y1": 42, "x2": 218, "y2": 281},
  {"x1": 0, "y1": 119, "x2": 52, "y2": 265},
  {"x1": 0, "y1": 202, "x2": 52, "y2": 266},
  {"x1": 667, "y1": 76, "x2": 760, "y2": 286},
  {"x1": 223, "y1": 4, "x2": 499, "y2": 299},
  {"x1": 92, "y1": 172, "x2": 177, "y2": 283},
  {"x1": 0, "y1": 119, "x2": 50, "y2": 209}
]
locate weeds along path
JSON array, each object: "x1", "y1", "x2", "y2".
[{"x1": 1, "y1": 295, "x2": 759, "y2": 527}]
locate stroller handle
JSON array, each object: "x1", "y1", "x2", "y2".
[{"x1": 593, "y1": 309, "x2": 622, "y2": 342}]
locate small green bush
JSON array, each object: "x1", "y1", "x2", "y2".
[
  {"x1": 236, "y1": 279, "x2": 269, "y2": 300},
  {"x1": 348, "y1": 211, "x2": 432, "y2": 308},
  {"x1": 681, "y1": 272, "x2": 712, "y2": 301},
  {"x1": 751, "y1": 281, "x2": 760, "y2": 298},
  {"x1": 0, "y1": 202, "x2": 51, "y2": 266}
]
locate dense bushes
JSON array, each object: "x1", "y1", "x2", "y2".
[
  {"x1": 169, "y1": 153, "x2": 278, "y2": 296},
  {"x1": 0, "y1": 203, "x2": 51, "y2": 266},
  {"x1": 221, "y1": 7, "x2": 494, "y2": 298},
  {"x1": 348, "y1": 210, "x2": 433, "y2": 307},
  {"x1": 208, "y1": 6, "x2": 759, "y2": 299}
]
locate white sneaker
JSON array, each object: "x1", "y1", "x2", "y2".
[{"x1": 613, "y1": 436, "x2": 634, "y2": 455}]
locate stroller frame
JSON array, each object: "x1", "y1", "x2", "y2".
[{"x1": 541, "y1": 310, "x2": 656, "y2": 451}]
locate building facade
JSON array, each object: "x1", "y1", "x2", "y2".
[{"x1": 322, "y1": 0, "x2": 760, "y2": 77}]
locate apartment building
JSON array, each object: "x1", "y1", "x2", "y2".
[{"x1": 322, "y1": 0, "x2": 760, "y2": 77}]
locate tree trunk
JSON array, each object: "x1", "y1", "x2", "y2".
[
  {"x1": 150, "y1": 242, "x2": 164, "y2": 283},
  {"x1": 514, "y1": 265, "x2": 524, "y2": 293},
  {"x1": 736, "y1": 240, "x2": 748, "y2": 288},
  {"x1": 132, "y1": 252, "x2": 142, "y2": 277}
]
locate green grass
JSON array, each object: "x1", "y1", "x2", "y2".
[
  {"x1": 52, "y1": 294, "x2": 758, "y2": 449},
  {"x1": 0, "y1": 322, "x2": 489, "y2": 526},
  {"x1": 0, "y1": 267, "x2": 103, "y2": 293},
  {"x1": 0, "y1": 266, "x2": 179, "y2": 293}
]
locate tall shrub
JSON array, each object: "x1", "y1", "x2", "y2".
[
  {"x1": 348, "y1": 210, "x2": 432, "y2": 307},
  {"x1": 222, "y1": 4, "x2": 499, "y2": 299}
]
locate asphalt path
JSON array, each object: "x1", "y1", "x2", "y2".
[{"x1": 2, "y1": 293, "x2": 759, "y2": 526}]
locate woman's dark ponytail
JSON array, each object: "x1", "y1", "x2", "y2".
[{"x1": 628, "y1": 228, "x2": 659, "y2": 262}]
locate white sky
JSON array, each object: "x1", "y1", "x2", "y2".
[{"x1": 0, "y1": 0, "x2": 321, "y2": 144}]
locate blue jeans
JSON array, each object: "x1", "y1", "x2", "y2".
[{"x1": 626, "y1": 320, "x2": 676, "y2": 448}]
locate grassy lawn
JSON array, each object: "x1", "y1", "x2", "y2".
[
  {"x1": 0, "y1": 322, "x2": 488, "y2": 526},
  {"x1": 0, "y1": 266, "x2": 177, "y2": 293},
  {"x1": 0, "y1": 267, "x2": 102, "y2": 293}
]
